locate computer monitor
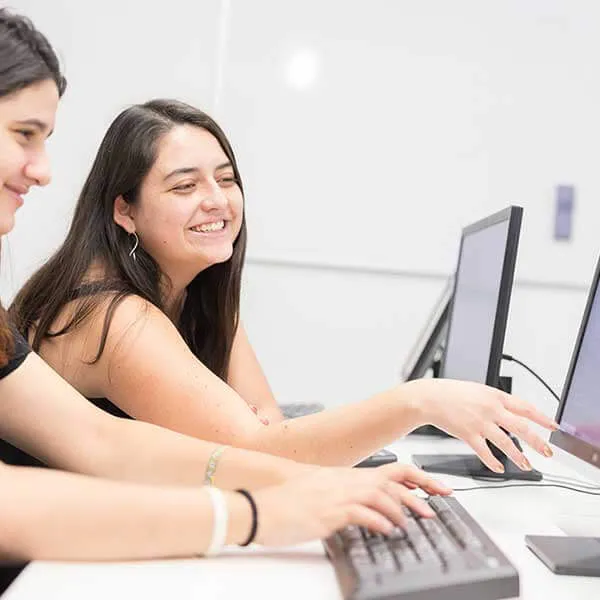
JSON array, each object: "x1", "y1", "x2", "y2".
[
  {"x1": 550, "y1": 252, "x2": 600, "y2": 486},
  {"x1": 401, "y1": 275, "x2": 454, "y2": 383},
  {"x1": 413, "y1": 206, "x2": 542, "y2": 481},
  {"x1": 401, "y1": 275, "x2": 454, "y2": 437},
  {"x1": 525, "y1": 251, "x2": 600, "y2": 575},
  {"x1": 440, "y1": 207, "x2": 520, "y2": 388}
]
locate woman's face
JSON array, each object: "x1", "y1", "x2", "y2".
[
  {"x1": 0, "y1": 79, "x2": 58, "y2": 235},
  {"x1": 118, "y1": 124, "x2": 244, "y2": 279}
]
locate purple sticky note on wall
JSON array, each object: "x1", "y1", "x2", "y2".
[{"x1": 554, "y1": 184, "x2": 575, "y2": 241}]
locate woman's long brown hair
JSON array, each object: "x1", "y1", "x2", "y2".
[
  {"x1": 11, "y1": 99, "x2": 246, "y2": 380},
  {"x1": 0, "y1": 308, "x2": 14, "y2": 367},
  {"x1": 0, "y1": 8, "x2": 66, "y2": 366}
]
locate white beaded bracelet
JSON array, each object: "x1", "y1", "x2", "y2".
[{"x1": 205, "y1": 487, "x2": 228, "y2": 556}]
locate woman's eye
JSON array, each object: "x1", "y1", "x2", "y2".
[
  {"x1": 219, "y1": 176, "x2": 237, "y2": 187},
  {"x1": 16, "y1": 129, "x2": 35, "y2": 141},
  {"x1": 173, "y1": 183, "x2": 196, "y2": 192}
]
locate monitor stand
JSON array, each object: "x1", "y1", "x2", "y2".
[
  {"x1": 413, "y1": 444, "x2": 543, "y2": 481},
  {"x1": 412, "y1": 376, "x2": 542, "y2": 481}
]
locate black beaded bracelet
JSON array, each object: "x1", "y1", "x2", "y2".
[{"x1": 236, "y1": 489, "x2": 258, "y2": 546}]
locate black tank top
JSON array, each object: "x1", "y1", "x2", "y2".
[
  {"x1": 1, "y1": 285, "x2": 135, "y2": 466},
  {"x1": 57, "y1": 284, "x2": 136, "y2": 421},
  {"x1": 0, "y1": 332, "x2": 132, "y2": 467},
  {"x1": 0, "y1": 328, "x2": 30, "y2": 378},
  {"x1": 0, "y1": 330, "x2": 45, "y2": 467}
]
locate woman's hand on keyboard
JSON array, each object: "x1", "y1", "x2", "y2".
[
  {"x1": 376, "y1": 463, "x2": 452, "y2": 496},
  {"x1": 405, "y1": 378, "x2": 559, "y2": 473},
  {"x1": 252, "y1": 465, "x2": 448, "y2": 547}
]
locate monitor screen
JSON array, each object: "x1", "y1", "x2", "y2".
[
  {"x1": 559, "y1": 268, "x2": 600, "y2": 454},
  {"x1": 441, "y1": 207, "x2": 521, "y2": 386}
]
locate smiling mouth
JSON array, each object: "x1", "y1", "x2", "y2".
[
  {"x1": 4, "y1": 185, "x2": 25, "y2": 205},
  {"x1": 189, "y1": 220, "x2": 226, "y2": 233}
]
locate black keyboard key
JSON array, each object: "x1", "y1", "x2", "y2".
[
  {"x1": 338, "y1": 525, "x2": 364, "y2": 548},
  {"x1": 390, "y1": 538, "x2": 423, "y2": 572},
  {"x1": 429, "y1": 496, "x2": 485, "y2": 550},
  {"x1": 369, "y1": 545, "x2": 397, "y2": 573},
  {"x1": 347, "y1": 546, "x2": 373, "y2": 572}
]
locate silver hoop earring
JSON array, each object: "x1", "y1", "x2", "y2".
[{"x1": 128, "y1": 232, "x2": 139, "y2": 261}]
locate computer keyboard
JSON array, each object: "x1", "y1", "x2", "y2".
[{"x1": 324, "y1": 495, "x2": 519, "y2": 600}]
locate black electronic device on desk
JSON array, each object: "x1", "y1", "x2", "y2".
[
  {"x1": 0, "y1": 562, "x2": 28, "y2": 597},
  {"x1": 412, "y1": 206, "x2": 542, "y2": 482},
  {"x1": 525, "y1": 248, "x2": 600, "y2": 576},
  {"x1": 324, "y1": 495, "x2": 519, "y2": 600},
  {"x1": 279, "y1": 402, "x2": 325, "y2": 419},
  {"x1": 355, "y1": 449, "x2": 397, "y2": 468}
]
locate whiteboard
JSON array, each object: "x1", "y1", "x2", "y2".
[{"x1": 218, "y1": 0, "x2": 600, "y2": 287}]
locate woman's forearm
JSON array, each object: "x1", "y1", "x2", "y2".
[
  {"x1": 234, "y1": 387, "x2": 425, "y2": 466},
  {"x1": 0, "y1": 464, "x2": 251, "y2": 561},
  {"x1": 0, "y1": 354, "x2": 311, "y2": 489},
  {"x1": 97, "y1": 416, "x2": 315, "y2": 489}
]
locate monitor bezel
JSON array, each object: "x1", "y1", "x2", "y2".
[
  {"x1": 440, "y1": 206, "x2": 523, "y2": 387},
  {"x1": 550, "y1": 252, "x2": 600, "y2": 470}
]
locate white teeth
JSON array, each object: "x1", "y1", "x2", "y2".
[{"x1": 192, "y1": 220, "x2": 225, "y2": 233}]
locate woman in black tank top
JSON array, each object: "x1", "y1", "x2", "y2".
[{"x1": 0, "y1": 8, "x2": 444, "y2": 562}]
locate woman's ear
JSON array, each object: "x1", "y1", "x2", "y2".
[{"x1": 113, "y1": 195, "x2": 136, "y2": 234}]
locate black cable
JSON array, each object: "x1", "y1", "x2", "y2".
[
  {"x1": 447, "y1": 470, "x2": 600, "y2": 490},
  {"x1": 543, "y1": 473, "x2": 600, "y2": 490},
  {"x1": 452, "y1": 482, "x2": 600, "y2": 496},
  {"x1": 502, "y1": 353, "x2": 561, "y2": 402}
]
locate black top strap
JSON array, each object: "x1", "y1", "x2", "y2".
[{"x1": 0, "y1": 329, "x2": 30, "y2": 380}]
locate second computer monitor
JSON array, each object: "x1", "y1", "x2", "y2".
[
  {"x1": 412, "y1": 206, "x2": 542, "y2": 481},
  {"x1": 526, "y1": 245, "x2": 600, "y2": 574},
  {"x1": 550, "y1": 251, "x2": 600, "y2": 485},
  {"x1": 441, "y1": 206, "x2": 523, "y2": 388}
]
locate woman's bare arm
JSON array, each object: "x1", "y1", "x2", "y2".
[
  {"x1": 0, "y1": 352, "x2": 313, "y2": 488},
  {"x1": 49, "y1": 296, "x2": 556, "y2": 469},
  {"x1": 0, "y1": 463, "x2": 240, "y2": 561},
  {"x1": 0, "y1": 462, "x2": 447, "y2": 561},
  {"x1": 227, "y1": 322, "x2": 284, "y2": 424}
]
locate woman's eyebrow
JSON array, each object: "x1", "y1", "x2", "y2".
[
  {"x1": 163, "y1": 167, "x2": 199, "y2": 181},
  {"x1": 164, "y1": 162, "x2": 232, "y2": 181},
  {"x1": 16, "y1": 118, "x2": 53, "y2": 137}
]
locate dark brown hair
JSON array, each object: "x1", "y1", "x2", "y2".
[
  {"x1": 0, "y1": 8, "x2": 66, "y2": 366},
  {"x1": 11, "y1": 99, "x2": 246, "y2": 380}
]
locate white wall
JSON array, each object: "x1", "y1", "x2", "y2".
[
  {"x1": 2, "y1": 0, "x2": 222, "y2": 295},
  {"x1": 220, "y1": 0, "x2": 600, "y2": 286},
  {"x1": 4, "y1": 0, "x2": 597, "y2": 416}
]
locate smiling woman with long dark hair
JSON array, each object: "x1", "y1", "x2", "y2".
[
  {"x1": 0, "y1": 7, "x2": 446, "y2": 561},
  {"x1": 11, "y1": 93, "x2": 558, "y2": 471}
]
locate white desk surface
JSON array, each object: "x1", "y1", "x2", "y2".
[{"x1": 5, "y1": 436, "x2": 600, "y2": 599}]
